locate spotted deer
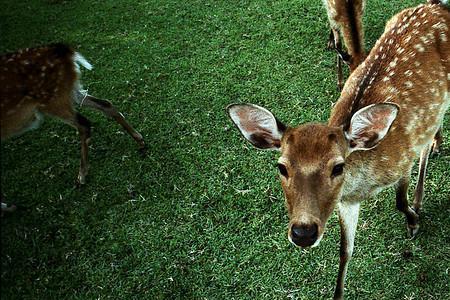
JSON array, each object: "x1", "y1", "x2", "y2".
[
  {"x1": 0, "y1": 44, "x2": 146, "y2": 213},
  {"x1": 323, "y1": 0, "x2": 366, "y2": 89},
  {"x1": 228, "y1": 1, "x2": 449, "y2": 299}
]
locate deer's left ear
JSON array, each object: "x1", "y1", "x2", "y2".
[{"x1": 345, "y1": 103, "x2": 399, "y2": 152}]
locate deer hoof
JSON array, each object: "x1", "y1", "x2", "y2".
[
  {"x1": 138, "y1": 144, "x2": 148, "y2": 157},
  {"x1": 76, "y1": 175, "x2": 86, "y2": 187},
  {"x1": 1, "y1": 203, "x2": 17, "y2": 216},
  {"x1": 407, "y1": 223, "x2": 420, "y2": 239}
]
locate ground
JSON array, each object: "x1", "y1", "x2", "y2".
[{"x1": 1, "y1": 0, "x2": 449, "y2": 299}]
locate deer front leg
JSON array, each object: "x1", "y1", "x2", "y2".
[
  {"x1": 334, "y1": 201, "x2": 360, "y2": 300},
  {"x1": 395, "y1": 177, "x2": 419, "y2": 238}
]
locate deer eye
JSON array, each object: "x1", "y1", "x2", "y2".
[
  {"x1": 277, "y1": 163, "x2": 288, "y2": 178},
  {"x1": 331, "y1": 163, "x2": 345, "y2": 178}
]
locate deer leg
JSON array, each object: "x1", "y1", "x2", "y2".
[
  {"x1": 73, "y1": 113, "x2": 91, "y2": 185},
  {"x1": 334, "y1": 201, "x2": 360, "y2": 300},
  {"x1": 80, "y1": 95, "x2": 146, "y2": 153},
  {"x1": 327, "y1": 29, "x2": 336, "y2": 50},
  {"x1": 332, "y1": 28, "x2": 344, "y2": 91},
  {"x1": 431, "y1": 126, "x2": 443, "y2": 155},
  {"x1": 40, "y1": 103, "x2": 91, "y2": 185},
  {"x1": 413, "y1": 143, "x2": 432, "y2": 214},
  {"x1": 395, "y1": 177, "x2": 419, "y2": 238}
]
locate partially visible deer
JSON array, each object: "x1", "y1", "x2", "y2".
[
  {"x1": 228, "y1": 1, "x2": 449, "y2": 299},
  {"x1": 0, "y1": 44, "x2": 146, "y2": 213},
  {"x1": 322, "y1": 0, "x2": 366, "y2": 89}
]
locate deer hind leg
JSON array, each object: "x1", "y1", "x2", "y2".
[
  {"x1": 73, "y1": 113, "x2": 91, "y2": 185},
  {"x1": 413, "y1": 143, "x2": 432, "y2": 214},
  {"x1": 78, "y1": 94, "x2": 146, "y2": 153},
  {"x1": 338, "y1": 0, "x2": 366, "y2": 71},
  {"x1": 431, "y1": 126, "x2": 443, "y2": 155},
  {"x1": 39, "y1": 101, "x2": 91, "y2": 185},
  {"x1": 327, "y1": 29, "x2": 336, "y2": 50},
  {"x1": 395, "y1": 177, "x2": 420, "y2": 238},
  {"x1": 328, "y1": 28, "x2": 345, "y2": 91}
]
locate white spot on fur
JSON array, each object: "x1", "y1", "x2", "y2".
[
  {"x1": 414, "y1": 44, "x2": 425, "y2": 52},
  {"x1": 389, "y1": 86, "x2": 399, "y2": 94},
  {"x1": 404, "y1": 70, "x2": 413, "y2": 77},
  {"x1": 389, "y1": 58, "x2": 398, "y2": 68},
  {"x1": 420, "y1": 36, "x2": 430, "y2": 45}
]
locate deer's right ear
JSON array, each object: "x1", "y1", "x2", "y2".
[{"x1": 227, "y1": 104, "x2": 286, "y2": 150}]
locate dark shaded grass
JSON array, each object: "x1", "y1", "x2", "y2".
[{"x1": 1, "y1": 0, "x2": 449, "y2": 299}]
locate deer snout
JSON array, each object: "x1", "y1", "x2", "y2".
[{"x1": 289, "y1": 223, "x2": 318, "y2": 248}]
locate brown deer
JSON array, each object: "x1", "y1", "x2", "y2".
[
  {"x1": 228, "y1": 1, "x2": 449, "y2": 299},
  {"x1": 0, "y1": 44, "x2": 145, "y2": 213},
  {"x1": 323, "y1": 0, "x2": 366, "y2": 89}
]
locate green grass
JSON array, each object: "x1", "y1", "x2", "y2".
[{"x1": 1, "y1": 0, "x2": 449, "y2": 299}]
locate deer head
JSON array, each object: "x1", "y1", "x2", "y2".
[{"x1": 228, "y1": 103, "x2": 398, "y2": 247}]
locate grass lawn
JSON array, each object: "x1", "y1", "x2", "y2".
[{"x1": 1, "y1": 0, "x2": 449, "y2": 299}]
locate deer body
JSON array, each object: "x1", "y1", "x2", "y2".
[
  {"x1": 1, "y1": 44, "x2": 145, "y2": 212},
  {"x1": 334, "y1": 3, "x2": 449, "y2": 201},
  {"x1": 228, "y1": 2, "x2": 449, "y2": 299}
]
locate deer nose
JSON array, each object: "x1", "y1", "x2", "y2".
[{"x1": 290, "y1": 223, "x2": 318, "y2": 248}]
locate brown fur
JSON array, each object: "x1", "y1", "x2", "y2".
[
  {"x1": 1, "y1": 44, "x2": 77, "y2": 138},
  {"x1": 293, "y1": 2, "x2": 450, "y2": 220},
  {"x1": 281, "y1": 125, "x2": 348, "y2": 240},
  {"x1": 0, "y1": 44, "x2": 145, "y2": 189},
  {"x1": 330, "y1": 3, "x2": 449, "y2": 176},
  {"x1": 324, "y1": 0, "x2": 366, "y2": 70},
  {"x1": 283, "y1": 4, "x2": 448, "y2": 298},
  {"x1": 272, "y1": 3, "x2": 448, "y2": 299},
  {"x1": 228, "y1": 3, "x2": 449, "y2": 298}
]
